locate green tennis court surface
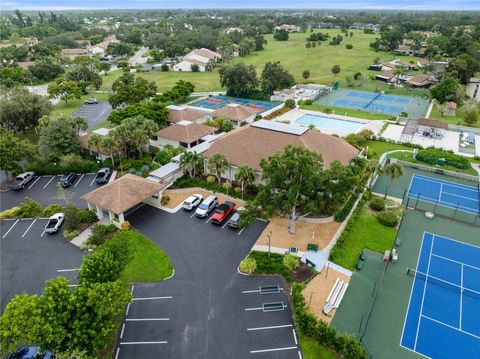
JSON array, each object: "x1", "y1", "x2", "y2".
[{"x1": 331, "y1": 209, "x2": 479, "y2": 359}]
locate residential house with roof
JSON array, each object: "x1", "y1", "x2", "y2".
[
  {"x1": 79, "y1": 127, "x2": 114, "y2": 161},
  {"x1": 407, "y1": 74, "x2": 437, "y2": 88},
  {"x1": 203, "y1": 120, "x2": 359, "y2": 184},
  {"x1": 209, "y1": 103, "x2": 258, "y2": 127},
  {"x1": 466, "y1": 77, "x2": 480, "y2": 102},
  {"x1": 151, "y1": 121, "x2": 216, "y2": 149},
  {"x1": 274, "y1": 24, "x2": 302, "y2": 32},
  {"x1": 173, "y1": 48, "x2": 221, "y2": 72},
  {"x1": 88, "y1": 35, "x2": 119, "y2": 56},
  {"x1": 60, "y1": 48, "x2": 89, "y2": 60},
  {"x1": 167, "y1": 105, "x2": 206, "y2": 124}
]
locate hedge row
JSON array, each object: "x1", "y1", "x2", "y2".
[
  {"x1": 291, "y1": 283, "x2": 367, "y2": 359},
  {"x1": 25, "y1": 160, "x2": 102, "y2": 176},
  {"x1": 329, "y1": 191, "x2": 369, "y2": 262},
  {"x1": 174, "y1": 176, "x2": 256, "y2": 201},
  {"x1": 416, "y1": 148, "x2": 470, "y2": 170}
]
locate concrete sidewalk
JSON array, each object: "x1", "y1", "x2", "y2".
[{"x1": 71, "y1": 217, "x2": 111, "y2": 248}]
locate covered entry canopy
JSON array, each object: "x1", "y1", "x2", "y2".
[{"x1": 81, "y1": 173, "x2": 166, "y2": 224}]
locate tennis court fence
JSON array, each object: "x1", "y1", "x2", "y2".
[
  {"x1": 403, "y1": 191, "x2": 480, "y2": 226},
  {"x1": 395, "y1": 160, "x2": 479, "y2": 182}
]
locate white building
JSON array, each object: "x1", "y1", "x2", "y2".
[{"x1": 173, "y1": 48, "x2": 221, "y2": 72}]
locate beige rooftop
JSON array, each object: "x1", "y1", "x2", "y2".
[{"x1": 81, "y1": 174, "x2": 166, "y2": 214}]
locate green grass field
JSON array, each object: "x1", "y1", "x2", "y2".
[
  {"x1": 299, "y1": 333, "x2": 339, "y2": 359},
  {"x1": 332, "y1": 207, "x2": 398, "y2": 270},
  {"x1": 120, "y1": 230, "x2": 174, "y2": 283},
  {"x1": 100, "y1": 30, "x2": 423, "y2": 96},
  {"x1": 429, "y1": 102, "x2": 480, "y2": 128},
  {"x1": 300, "y1": 103, "x2": 393, "y2": 121},
  {"x1": 364, "y1": 140, "x2": 414, "y2": 158}
]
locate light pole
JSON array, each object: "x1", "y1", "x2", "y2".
[{"x1": 267, "y1": 230, "x2": 272, "y2": 259}]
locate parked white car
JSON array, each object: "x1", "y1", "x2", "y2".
[
  {"x1": 195, "y1": 195, "x2": 218, "y2": 218},
  {"x1": 44, "y1": 213, "x2": 65, "y2": 234},
  {"x1": 182, "y1": 194, "x2": 203, "y2": 211}
]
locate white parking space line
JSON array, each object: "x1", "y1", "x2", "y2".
[
  {"x1": 125, "y1": 318, "x2": 170, "y2": 321},
  {"x1": 57, "y1": 268, "x2": 80, "y2": 272},
  {"x1": 120, "y1": 323, "x2": 126, "y2": 339},
  {"x1": 247, "y1": 324, "x2": 293, "y2": 331},
  {"x1": 41, "y1": 231, "x2": 46, "y2": 237},
  {"x1": 298, "y1": 350, "x2": 303, "y2": 359},
  {"x1": 21, "y1": 219, "x2": 37, "y2": 238},
  {"x1": 125, "y1": 303, "x2": 131, "y2": 316},
  {"x1": 89, "y1": 175, "x2": 97, "y2": 187},
  {"x1": 2, "y1": 219, "x2": 19, "y2": 238},
  {"x1": 27, "y1": 176, "x2": 41, "y2": 189},
  {"x1": 205, "y1": 216, "x2": 212, "y2": 223},
  {"x1": 250, "y1": 346, "x2": 297, "y2": 354},
  {"x1": 125, "y1": 204, "x2": 145, "y2": 217},
  {"x1": 115, "y1": 348, "x2": 120, "y2": 359},
  {"x1": 130, "y1": 285, "x2": 135, "y2": 295},
  {"x1": 221, "y1": 221, "x2": 229, "y2": 229},
  {"x1": 190, "y1": 212, "x2": 196, "y2": 218},
  {"x1": 238, "y1": 228, "x2": 245, "y2": 236},
  {"x1": 133, "y1": 296, "x2": 173, "y2": 301},
  {"x1": 120, "y1": 341, "x2": 167, "y2": 345},
  {"x1": 292, "y1": 329, "x2": 298, "y2": 345},
  {"x1": 74, "y1": 174, "x2": 85, "y2": 187},
  {"x1": 43, "y1": 175, "x2": 57, "y2": 189}
]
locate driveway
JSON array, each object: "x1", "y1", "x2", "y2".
[
  {"x1": 0, "y1": 218, "x2": 84, "y2": 312},
  {"x1": 0, "y1": 173, "x2": 103, "y2": 211},
  {"x1": 71, "y1": 101, "x2": 112, "y2": 131},
  {"x1": 116, "y1": 205, "x2": 301, "y2": 359}
]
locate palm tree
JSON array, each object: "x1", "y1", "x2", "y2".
[
  {"x1": 87, "y1": 134, "x2": 102, "y2": 157},
  {"x1": 235, "y1": 165, "x2": 255, "y2": 200},
  {"x1": 101, "y1": 135, "x2": 120, "y2": 168},
  {"x1": 382, "y1": 163, "x2": 403, "y2": 199},
  {"x1": 180, "y1": 151, "x2": 203, "y2": 179},
  {"x1": 207, "y1": 153, "x2": 229, "y2": 184}
]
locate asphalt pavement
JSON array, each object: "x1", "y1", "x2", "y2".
[
  {"x1": 71, "y1": 101, "x2": 112, "y2": 131},
  {"x1": 116, "y1": 205, "x2": 301, "y2": 359}
]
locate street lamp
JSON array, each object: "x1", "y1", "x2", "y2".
[{"x1": 267, "y1": 230, "x2": 272, "y2": 259}]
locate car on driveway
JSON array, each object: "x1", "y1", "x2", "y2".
[
  {"x1": 211, "y1": 201, "x2": 236, "y2": 224},
  {"x1": 228, "y1": 210, "x2": 242, "y2": 228},
  {"x1": 59, "y1": 172, "x2": 77, "y2": 187},
  {"x1": 7, "y1": 346, "x2": 54, "y2": 359},
  {"x1": 195, "y1": 195, "x2": 218, "y2": 218},
  {"x1": 45, "y1": 213, "x2": 65, "y2": 234},
  {"x1": 96, "y1": 167, "x2": 111, "y2": 184},
  {"x1": 85, "y1": 98, "x2": 98, "y2": 104},
  {"x1": 182, "y1": 194, "x2": 203, "y2": 211},
  {"x1": 12, "y1": 172, "x2": 35, "y2": 190}
]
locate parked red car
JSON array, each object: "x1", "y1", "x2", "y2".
[{"x1": 210, "y1": 201, "x2": 236, "y2": 224}]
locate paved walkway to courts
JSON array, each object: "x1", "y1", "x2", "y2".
[{"x1": 331, "y1": 209, "x2": 479, "y2": 359}]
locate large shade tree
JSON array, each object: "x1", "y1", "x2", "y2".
[
  {"x1": 218, "y1": 63, "x2": 258, "y2": 98},
  {"x1": 0, "y1": 128, "x2": 35, "y2": 180},
  {"x1": 109, "y1": 73, "x2": 157, "y2": 108},
  {"x1": 261, "y1": 61, "x2": 295, "y2": 95}
]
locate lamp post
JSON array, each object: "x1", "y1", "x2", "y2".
[{"x1": 267, "y1": 230, "x2": 272, "y2": 259}]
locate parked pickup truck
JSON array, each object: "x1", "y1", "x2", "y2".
[{"x1": 210, "y1": 201, "x2": 236, "y2": 225}]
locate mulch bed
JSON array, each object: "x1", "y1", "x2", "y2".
[
  {"x1": 0, "y1": 180, "x2": 12, "y2": 191},
  {"x1": 292, "y1": 263, "x2": 316, "y2": 283}
]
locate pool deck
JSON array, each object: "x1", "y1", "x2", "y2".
[{"x1": 273, "y1": 108, "x2": 383, "y2": 136}]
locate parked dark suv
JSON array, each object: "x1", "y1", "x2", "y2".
[{"x1": 59, "y1": 172, "x2": 77, "y2": 187}]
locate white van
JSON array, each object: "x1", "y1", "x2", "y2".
[{"x1": 195, "y1": 195, "x2": 218, "y2": 218}]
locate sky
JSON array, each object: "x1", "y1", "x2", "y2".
[{"x1": 1, "y1": 0, "x2": 479, "y2": 10}]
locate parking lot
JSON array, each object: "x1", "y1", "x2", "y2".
[
  {"x1": 71, "y1": 101, "x2": 112, "y2": 131},
  {"x1": 0, "y1": 173, "x2": 103, "y2": 211},
  {"x1": 116, "y1": 204, "x2": 301, "y2": 359},
  {"x1": 0, "y1": 218, "x2": 84, "y2": 311}
]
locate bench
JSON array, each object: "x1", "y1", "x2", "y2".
[
  {"x1": 307, "y1": 243, "x2": 319, "y2": 252},
  {"x1": 356, "y1": 259, "x2": 364, "y2": 270},
  {"x1": 360, "y1": 249, "x2": 366, "y2": 261},
  {"x1": 305, "y1": 258, "x2": 316, "y2": 269}
]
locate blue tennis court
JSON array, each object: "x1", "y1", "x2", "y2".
[
  {"x1": 401, "y1": 232, "x2": 480, "y2": 358},
  {"x1": 188, "y1": 95, "x2": 281, "y2": 112},
  {"x1": 408, "y1": 174, "x2": 480, "y2": 215}
]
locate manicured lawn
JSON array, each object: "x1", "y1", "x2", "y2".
[
  {"x1": 300, "y1": 103, "x2": 393, "y2": 121},
  {"x1": 428, "y1": 102, "x2": 480, "y2": 128},
  {"x1": 332, "y1": 210, "x2": 397, "y2": 270},
  {"x1": 388, "y1": 151, "x2": 478, "y2": 176},
  {"x1": 299, "y1": 333, "x2": 339, "y2": 359},
  {"x1": 50, "y1": 92, "x2": 110, "y2": 119},
  {"x1": 248, "y1": 251, "x2": 292, "y2": 282},
  {"x1": 100, "y1": 30, "x2": 426, "y2": 96},
  {"x1": 365, "y1": 140, "x2": 414, "y2": 158},
  {"x1": 121, "y1": 230, "x2": 174, "y2": 283}
]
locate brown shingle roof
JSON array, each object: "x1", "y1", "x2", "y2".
[
  {"x1": 61, "y1": 48, "x2": 88, "y2": 56},
  {"x1": 408, "y1": 75, "x2": 432, "y2": 86},
  {"x1": 157, "y1": 122, "x2": 216, "y2": 144},
  {"x1": 418, "y1": 118, "x2": 448, "y2": 129},
  {"x1": 168, "y1": 107, "x2": 205, "y2": 123},
  {"x1": 377, "y1": 70, "x2": 395, "y2": 79},
  {"x1": 16, "y1": 61, "x2": 35, "y2": 69},
  {"x1": 203, "y1": 123, "x2": 359, "y2": 171},
  {"x1": 81, "y1": 174, "x2": 166, "y2": 214},
  {"x1": 212, "y1": 104, "x2": 258, "y2": 122}
]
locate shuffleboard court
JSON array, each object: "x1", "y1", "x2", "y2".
[
  {"x1": 401, "y1": 232, "x2": 480, "y2": 359},
  {"x1": 408, "y1": 174, "x2": 480, "y2": 215}
]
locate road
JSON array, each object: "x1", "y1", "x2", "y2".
[{"x1": 128, "y1": 47, "x2": 149, "y2": 66}]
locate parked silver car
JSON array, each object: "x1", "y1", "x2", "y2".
[
  {"x1": 44, "y1": 213, "x2": 65, "y2": 234},
  {"x1": 12, "y1": 172, "x2": 35, "y2": 190}
]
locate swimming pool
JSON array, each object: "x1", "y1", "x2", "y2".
[{"x1": 295, "y1": 114, "x2": 365, "y2": 135}]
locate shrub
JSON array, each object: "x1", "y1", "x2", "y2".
[
  {"x1": 17, "y1": 198, "x2": 43, "y2": 218},
  {"x1": 63, "y1": 229, "x2": 80, "y2": 241},
  {"x1": 304, "y1": 99, "x2": 313, "y2": 105},
  {"x1": 239, "y1": 257, "x2": 257, "y2": 274},
  {"x1": 0, "y1": 207, "x2": 21, "y2": 219},
  {"x1": 206, "y1": 175, "x2": 216, "y2": 183},
  {"x1": 369, "y1": 196, "x2": 385, "y2": 211},
  {"x1": 79, "y1": 209, "x2": 98, "y2": 223},
  {"x1": 376, "y1": 210, "x2": 398, "y2": 227},
  {"x1": 42, "y1": 204, "x2": 63, "y2": 217},
  {"x1": 345, "y1": 44, "x2": 353, "y2": 49},
  {"x1": 283, "y1": 254, "x2": 300, "y2": 271},
  {"x1": 285, "y1": 99, "x2": 296, "y2": 109},
  {"x1": 64, "y1": 204, "x2": 81, "y2": 231},
  {"x1": 334, "y1": 192, "x2": 357, "y2": 221},
  {"x1": 86, "y1": 224, "x2": 118, "y2": 247},
  {"x1": 161, "y1": 194, "x2": 170, "y2": 205},
  {"x1": 416, "y1": 148, "x2": 470, "y2": 170},
  {"x1": 222, "y1": 182, "x2": 232, "y2": 191},
  {"x1": 121, "y1": 221, "x2": 131, "y2": 230},
  {"x1": 26, "y1": 156, "x2": 100, "y2": 175},
  {"x1": 234, "y1": 186, "x2": 241, "y2": 194}
]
